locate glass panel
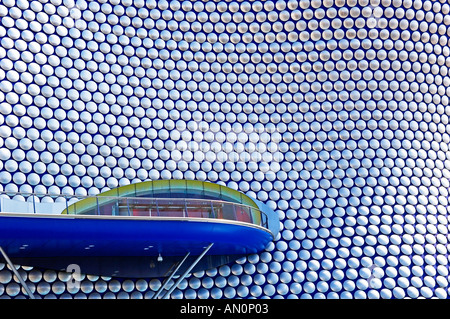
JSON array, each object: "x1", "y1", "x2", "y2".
[
  {"x1": 156, "y1": 199, "x2": 184, "y2": 217},
  {"x1": 152, "y1": 180, "x2": 171, "y2": 198},
  {"x1": 236, "y1": 205, "x2": 252, "y2": 223},
  {"x1": 221, "y1": 203, "x2": 236, "y2": 221},
  {"x1": 117, "y1": 184, "x2": 136, "y2": 198},
  {"x1": 98, "y1": 197, "x2": 116, "y2": 215},
  {"x1": 200, "y1": 200, "x2": 213, "y2": 218},
  {"x1": 104, "y1": 188, "x2": 119, "y2": 198},
  {"x1": 168, "y1": 179, "x2": 187, "y2": 198},
  {"x1": 185, "y1": 199, "x2": 201, "y2": 218},
  {"x1": 261, "y1": 212, "x2": 268, "y2": 228},
  {"x1": 211, "y1": 202, "x2": 221, "y2": 219},
  {"x1": 117, "y1": 198, "x2": 130, "y2": 216},
  {"x1": 135, "y1": 181, "x2": 153, "y2": 198},
  {"x1": 66, "y1": 198, "x2": 79, "y2": 214},
  {"x1": 4, "y1": 198, "x2": 34, "y2": 214},
  {"x1": 129, "y1": 197, "x2": 152, "y2": 216},
  {"x1": 203, "y1": 182, "x2": 222, "y2": 202},
  {"x1": 251, "y1": 208, "x2": 262, "y2": 226},
  {"x1": 77, "y1": 206, "x2": 97, "y2": 216},
  {"x1": 185, "y1": 181, "x2": 205, "y2": 199},
  {"x1": 73, "y1": 197, "x2": 96, "y2": 215},
  {"x1": 186, "y1": 200, "x2": 212, "y2": 218}
]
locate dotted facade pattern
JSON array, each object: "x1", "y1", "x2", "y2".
[{"x1": 0, "y1": 0, "x2": 450, "y2": 299}]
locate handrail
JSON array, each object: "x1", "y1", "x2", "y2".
[
  {"x1": 0, "y1": 190, "x2": 259, "y2": 211},
  {"x1": 0, "y1": 190, "x2": 270, "y2": 230}
]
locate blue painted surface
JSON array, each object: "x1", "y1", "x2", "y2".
[{"x1": 0, "y1": 215, "x2": 273, "y2": 259}]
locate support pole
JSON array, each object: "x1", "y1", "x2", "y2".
[
  {"x1": 0, "y1": 246, "x2": 35, "y2": 299},
  {"x1": 152, "y1": 252, "x2": 190, "y2": 299},
  {"x1": 32, "y1": 195, "x2": 36, "y2": 214},
  {"x1": 162, "y1": 243, "x2": 214, "y2": 299}
]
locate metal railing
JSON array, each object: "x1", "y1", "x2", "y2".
[{"x1": 0, "y1": 191, "x2": 269, "y2": 230}]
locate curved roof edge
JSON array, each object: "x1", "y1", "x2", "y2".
[{"x1": 97, "y1": 179, "x2": 259, "y2": 208}]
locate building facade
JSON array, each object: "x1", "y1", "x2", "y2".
[{"x1": 0, "y1": 0, "x2": 449, "y2": 298}]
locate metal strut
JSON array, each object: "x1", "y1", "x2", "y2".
[
  {"x1": 0, "y1": 246, "x2": 35, "y2": 299},
  {"x1": 162, "y1": 243, "x2": 214, "y2": 299},
  {"x1": 152, "y1": 251, "x2": 191, "y2": 299}
]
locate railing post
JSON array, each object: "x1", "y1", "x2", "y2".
[
  {"x1": 156, "y1": 199, "x2": 160, "y2": 216},
  {"x1": 32, "y1": 195, "x2": 36, "y2": 214},
  {"x1": 149, "y1": 199, "x2": 152, "y2": 217},
  {"x1": 210, "y1": 201, "x2": 214, "y2": 218}
]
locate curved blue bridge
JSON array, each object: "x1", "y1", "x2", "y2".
[{"x1": 0, "y1": 180, "x2": 279, "y2": 298}]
